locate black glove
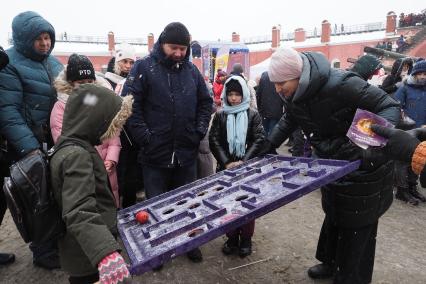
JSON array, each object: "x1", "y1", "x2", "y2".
[
  {"x1": 407, "y1": 127, "x2": 426, "y2": 141},
  {"x1": 257, "y1": 139, "x2": 278, "y2": 157},
  {"x1": 361, "y1": 147, "x2": 388, "y2": 171},
  {"x1": 370, "y1": 124, "x2": 420, "y2": 163}
]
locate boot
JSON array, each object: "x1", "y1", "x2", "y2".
[
  {"x1": 33, "y1": 253, "x2": 61, "y2": 270},
  {"x1": 222, "y1": 236, "x2": 239, "y2": 256},
  {"x1": 239, "y1": 237, "x2": 252, "y2": 258},
  {"x1": 0, "y1": 253, "x2": 15, "y2": 265},
  {"x1": 396, "y1": 187, "x2": 419, "y2": 206},
  {"x1": 307, "y1": 263, "x2": 334, "y2": 279},
  {"x1": 186, "y1": 248, "x2": 203, "y2": 263},
  {"x1": 408, "y1": 185, "x2": 426, "y2": 202}
]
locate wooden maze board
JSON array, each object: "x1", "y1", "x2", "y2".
[{"x1": 117, "y1": 155, "x2": 360, "y2": 275}]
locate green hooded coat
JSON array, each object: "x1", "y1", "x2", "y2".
[{"x1": 50, "y1": 84, "x2": 131, "y2": 276}]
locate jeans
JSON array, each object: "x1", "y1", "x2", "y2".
[{"x1": 262, "y1": 118, "x2": 279, "y2": 136}]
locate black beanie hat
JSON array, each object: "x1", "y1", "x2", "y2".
[
  {"x1": 225, "y1": 79, "x2": 243, "y2": 96},
  {"x1": 66, "y1": 53, "x2": 96, "y2": 82},
  {"x1": 160, "y1": 22, "x2": 190, "y2": 46},
  {"x1": 351, "y1": 54, "x2": 382, "y2": 80}
]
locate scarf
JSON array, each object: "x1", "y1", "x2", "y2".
[{"x1": 221, "y1": 76, "x2": 250, "y2": 158}]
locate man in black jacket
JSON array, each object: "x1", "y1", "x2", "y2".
[
  {"x1": 256, "y1": 71, "x2": 284, "y2": 135},
  {"x1": 263, "y1": 47, "x2": 400, "y2": 284},
  {"x1": 123, "y1": 22, "x2": 212, "y2": 263}
]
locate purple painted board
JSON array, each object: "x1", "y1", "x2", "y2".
[{"x1": 117, "y1": 155, "x2": 360, "y2": 275}]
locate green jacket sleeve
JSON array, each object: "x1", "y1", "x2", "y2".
[{"x1": 60, "y1": 148, "x2": 119, "y2": 267}]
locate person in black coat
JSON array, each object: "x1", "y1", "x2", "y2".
[
  {"x1": 123, "y1": 22, "x2": 212, "y2": 263},
  {"x1": 263, "y1": 47, "x2": 400, "y2": 284},
  {"x1": 0, "y1": 46, "x2": 15, "y2": 266},
  {"x1": 256, "y1": 71, "x2": 284, "y2": 135},
  {"x1": 209, "y1": 75, "x2": 265, "y2": 257}
]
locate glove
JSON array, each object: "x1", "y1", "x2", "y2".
[
  {"x1": 98, "y1": 252, "x2": 130, "y2": 284},
  {"x1": 257, "y1": 140, "x2": 278, "y2": 157},
  {"x1": 407, "y1": 127, "x2": 426, "y2": 141},
  {"x1": 371, "y1": 124, "x2": 420, "y2": 163}
]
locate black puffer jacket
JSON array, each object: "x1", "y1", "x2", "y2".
[
  {"x1": 209, "y1": 109, "x2": 265, "y2": 170},
  {"x1": 268, "y1": 52, "x2": 401, "y2": 227},
  {"x1": 269, "y1": 52, "x2": 400, "y2": 164},
  {"x1": 124, "y1": 40, "x2": 212, "y2": 168}
]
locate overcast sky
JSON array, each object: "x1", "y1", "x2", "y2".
[{"x1": 1, "y1": 1, "x2": 424, "y2": 47}]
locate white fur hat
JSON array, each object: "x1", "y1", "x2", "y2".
[{"x1": 115, "y1": 43, "x2": 136, "y2": 62}]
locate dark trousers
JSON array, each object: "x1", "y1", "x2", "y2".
[
  {"x1": 394, "y1": 161, "x2": 418, "y2": 188},
  {"x1": 0, "y1": 186, "x2": 6, "y2": 226},
  {"x1": 291, "y1": 128, "x2": 305, "y2": 157},
  {"x1": 315, "y1": 215, "x2": 378, "y2": 284},
  {"x1": 226, "y1": 220, "x2": 255, "y2": 239},
  {"x1": 143, "y1": 162, "x2": 197, "y2": 199},
  {"x1": 262, "y1": 118, "x2": 279, "y2": 136},
  {"x1": 117, "y1": 145, "x2": 143, "y2": 208}
]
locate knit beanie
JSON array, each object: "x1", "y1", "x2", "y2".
[
  {"x1": 217, "y1": 70, "x2": 227, "y2": 77},
  {"x1": 268, "y1": 47, "x2": 303, "y2": 82},
  {"x1": 411, "y1": 60, "x2": 426, "y2": 76},
  {"x1": 66, "y1": 53, "x2": 96, "y2": 82},
  {"x1": 231, "y1": 63, "x2": 244, "y2": 75},
  {"x1": 115, "y1": 43, "x2": 136, "y2": 62},
  {"x1": 225, "y1": 79, "x2": 243, "y2": 96},
  {"x1": 160, "y1": 22, "x2": 190, "y2": 46},
  {"x1": 351, "y1": 54, "x2": 382, "y2": 80}
]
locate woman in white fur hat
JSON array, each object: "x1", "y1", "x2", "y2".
[{"x1": 105, "y1": 43, "x2": 136, "y2": 90}]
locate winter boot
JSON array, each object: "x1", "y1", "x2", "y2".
[
  {"x1": 222, "y1": 236, "x2": 239, "y2": 256},
  {"x1": 0, "y1": 253, "x2": 15, "y2": 265},
  {"x1": 239, "y1": 237, "x2": 252, "y2": 258},
  {"x1": 408, "y1": 185, "x2": 426, "y2": 202},
  {"x1": 33, "y1": 253, "x2": 61, "y2": 270},
  {"x1": 395, "y1": 187, "x2": 419, "y2": 206},
  {"x1": 307, "y1": 263, "x2": 334, "y2": 279}
]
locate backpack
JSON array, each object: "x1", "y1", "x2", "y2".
[{"x1": 2, "y1": 143, "x2": 75, "y2": 244}]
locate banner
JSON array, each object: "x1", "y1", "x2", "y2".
[{"x1": 214, "y1": 46, "x2": 230, "y2": 79}]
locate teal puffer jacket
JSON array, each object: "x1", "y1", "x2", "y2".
[{"x1": 0, "y1": 11, "x2": 63, "y2": 158}]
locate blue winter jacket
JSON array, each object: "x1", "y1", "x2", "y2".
[
  {"x1": 123, "y1": 40, "x2": 212, "y2": 167},
  {"x1": 395, "y1": 79, "x2": 426, "y2": 127},
  {"x1": 0, "y1": 11, "x2": 63, "y2": 158}
]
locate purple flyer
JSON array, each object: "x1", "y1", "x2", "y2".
[{"x1": 346, "y1": 109, "x2": 394, "y2": 149}]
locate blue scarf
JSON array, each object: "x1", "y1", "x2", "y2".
[{"x1": 221, "y1": 76, "x2": 250, "y2": 158}]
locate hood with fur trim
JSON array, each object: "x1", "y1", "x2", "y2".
[
  {"x1": 60, "y1": 84, "x2": 133, "y2": 146},
  {"x1": 12, "y1": 11, "x2": 56, "y2": 62},
  {"x1": 54, "y1": 71, "x2": 112, "y2": 103}
]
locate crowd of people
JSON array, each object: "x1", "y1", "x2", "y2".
[
  {"x1": 0, "y1": 10, "x2": 425, "y2": 284},
  {"x1": 399, "y1": 11, "x2": 426, "y2": 28}
]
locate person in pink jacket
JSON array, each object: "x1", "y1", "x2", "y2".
[{"x1": 50, "y1": 54, "x2": 122, "y2": 207}]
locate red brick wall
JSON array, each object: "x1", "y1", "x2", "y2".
[{"x1": 250, "y1": 50, "x2": 273, "y2": 66}]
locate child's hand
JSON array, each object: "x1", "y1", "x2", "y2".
[
  {"x1": 104, "y1": 160, "x2": 116, "y2": 173},
  {"x1": 225, "y1": 161, "x2": 243, "y2": 169}
]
